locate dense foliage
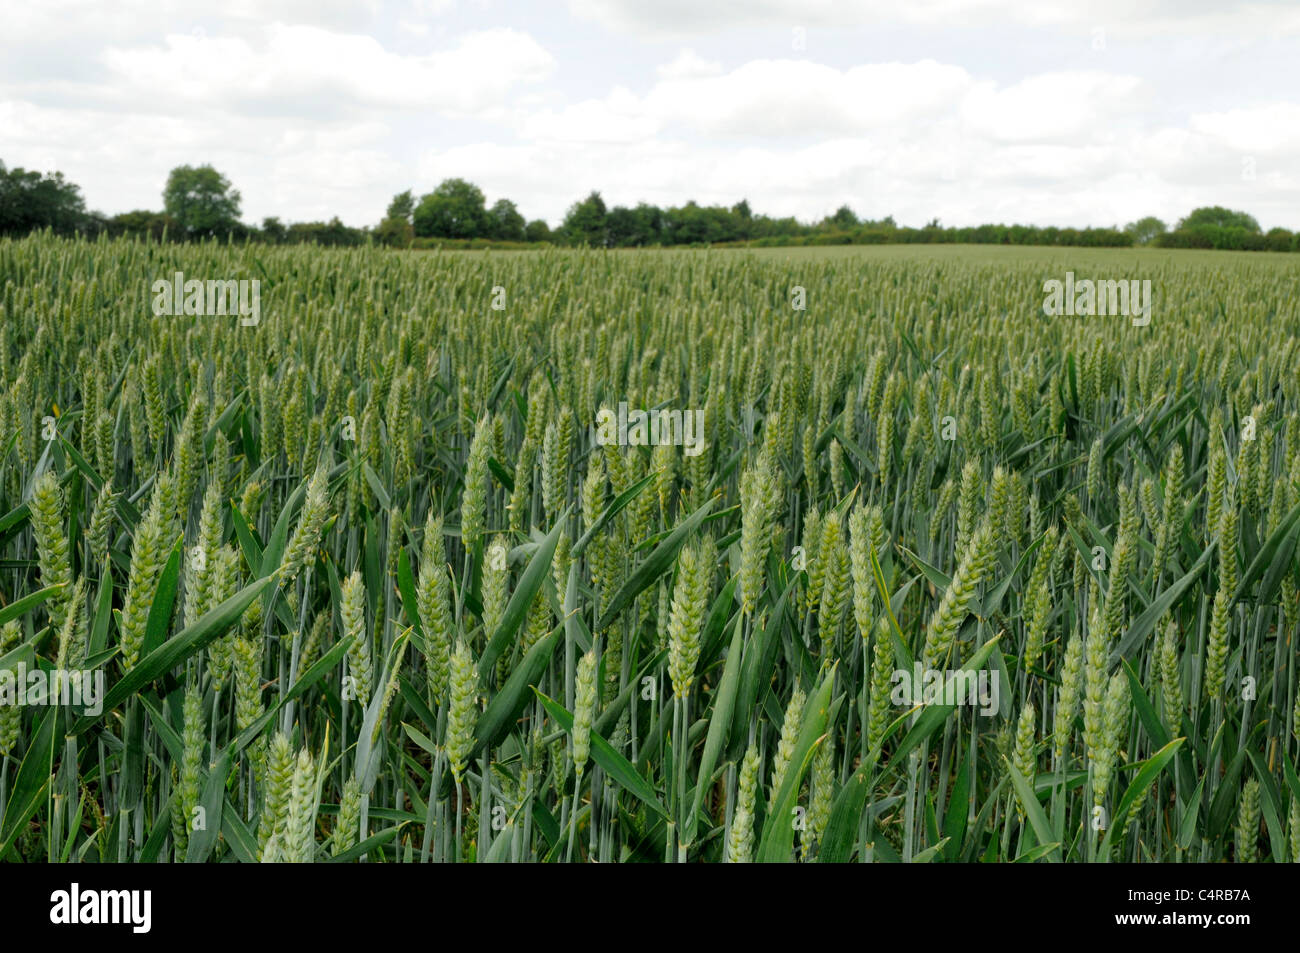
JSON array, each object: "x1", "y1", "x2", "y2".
[
  {"x1": 1, "y1": 236, "x2": 1299, "y2": 862},
  {"x1": 8, "y1": 158, "x2": 1296, "y2": 252}
]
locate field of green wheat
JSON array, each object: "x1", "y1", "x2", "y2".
[{"x1": 1, "y1": 233, "x2": 1298, "y2": 863}]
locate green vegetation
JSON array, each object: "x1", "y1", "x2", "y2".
[
  {"x1": 5, "y1": 158, "x2": 1296, "y2": 253},
  {"x1": 162, "y1": 164, "x2": 244, "y2": 240},
  {"x1": 1, "y1": 236, "x2": 1298, "y2": 862}
]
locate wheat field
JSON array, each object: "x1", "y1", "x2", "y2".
[{"x1": 1, "y1": 232, "x2": 1298, "y2": 863}]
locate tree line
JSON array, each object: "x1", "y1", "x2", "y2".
[{"x1": 3, "y1": 158, "x2": 1297, "y2": 253}]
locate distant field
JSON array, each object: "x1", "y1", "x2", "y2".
[
  {"x1": 451, "y1": 241, "x2": 1300, "y2": 279},
  {"x1": 2, "y1": 231, "x2": 1298, "y2": 862},
  {"x1": 739, "y1": 241, "x2": 1300, "y2": 267}
]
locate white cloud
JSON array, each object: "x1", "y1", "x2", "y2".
[
  {"x1": 645, "y1": 59, "x2": 972, "y2": 136},
  {"x1": 100, "y1": 25, "x2": 553, "y2": 114},
  {"x1": 0, "y1": 98, "x2": 401, "y2": 224},
  {"x1": 521, "y1": 88, "x2": 661, "y2": 143},
  {"x1": 507, "y1": 60, "x2": 1138, "y2": 148},
  {"x1": 656, "y1": 48, "x2": 722, "y2": 80},
  {"x1": 415, "y1": 94, "x2": 1300, "y2": 230},
  {"x1": 1190, "y1": 103, "x2": 1300, "y2": 153},
  {"x1": 961, "y1": 72, "x2": 1144, "y2": 142},
  {"x1": 567, "y1": 0, "x2": 1300, "y2": 37}
]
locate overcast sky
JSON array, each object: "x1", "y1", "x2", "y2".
[{"x1": 2, "y1": 0, "x2": 1298, "y2": 230}]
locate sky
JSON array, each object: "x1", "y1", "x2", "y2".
[{"x1": 2, "y1": 0, "x2": 1298, "y2": 231}]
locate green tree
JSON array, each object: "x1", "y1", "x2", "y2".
[
  {"x1": 663, "y1": 200, "x2": 745, "y2": 245},
  {"x1": 606, "y1": 204, "x2": 664, "y2": 247},
  {"x1": 413, "y1": 178, "x2": 490, "y2": 239},
  {"x1": 1264, "y1": 227, "x2": 1295, "y2": 252},
  {"x1": 488, "y1": 198, "x2": 525, "y2": 241},
  {"x1": 0, "y1": 161, "x2": 89, "y2": 236},
  {"x1": 376, "y1": 190, "x2": 415, "y2": 245},
  {"x1": 375, "y1": 217, "x2": 413, "y2": 246},
  {"x1": 731, "y1": 199, "x2": 753, "y2": 240},
  {"x1": 261, "y1": 216, "x2": 287, "y2": 244},
  {"x1": 109, "y1": 210, "x2": 178, "y2": 241},
  {"x1": 561, "y1": 191, "x2": 608, "y2": 246},
  {"x1": 285, "y1": 217, "x2": 366, "y2": 246},
  {"x1": 1124, "y1": 216, "x2": 1167, "y2": 245},
  {"x1": 827, "y1": 205, "x2": 858, "y2": 230},
  {"x1": 524, "y1": 219, "x2": 551, "y2": 243},
  {"x1": 386, "y1": 190, "x2": 415, "y2": 222},
  {"x1": 162, "y1": 164, "x2": 242, "y2": 238},
  {"x1": 1177, "y1": 206, "x2": 1260, "y2": 232}
]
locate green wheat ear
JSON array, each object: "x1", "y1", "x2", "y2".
[
  {"x1": 54, "y1": 578, "x2": 87, "y2": 672},
  {"x1": 1012, "y1": 701, "x2": 1036, "y2": 820},
  {"x1": 738, "y1": 455, "x2": 776, "y2": 618},
  {"x1": 847, "y1": 503, "x2": 873, "y2": 641},
  {"x1": 341, "y1": 571, "x2": 372, "y2": 707},
  {"x1": 0, "y1": 621, "x2": 23, "y2": 757},
  {"x1": 232, "y1": 632, "x2": 264, "y2": 737},
  {"x1": 954, "y1": 459, "x2": 983, "y2": 561},
  {"x1": 1236, "y1": 777, "x2": 1260, "y2": 864},
  {"x1": 184, "y1": 481, "x2": 224, "y2": 627},
  {"x1": 1022, "y1": 526, "x2": 1057, "y2": 676},
  {"x1": 1086, "y1": 437, "x2": 1103, "y2": 504},
  {"x1": 334, "y1": 776, "x2": 362, "y2": 857},
  {"x1": 1159, "y1": 622, "x2": 1183, "y2": 732},
  {"x1": 282, "y1": 747, "x2": 319, "y2": 863},
  {"x1": 259, "y1": 733, "x2": 294, "y2": 858},
  {"x1": 867, "y1": 617, "x2": 895, "y2": 760},
  {"x1": 445, "y1": 640, "x2": 479, "y2": 785},
  {"x1": 803, "y1": 732, "x2": 835, "y2": 861},
  {"x1": 1288, "y1": 794, "x2": 1300, "y2": 864},
  {"x1": 461, "y1": 414, "x2": 492, "y2": 551},
  {"x1": 1091, "y1": 671, "x2": 1130, "y2": 809},
  {"x1": 667, "y1": 539, "x2": 712, "y2": 700},
  {"x1": 481, "y1": 533, "x2": 509, "y2": 644},
  {"x1": 1205, "y1": 586, "x2": 1231, "y2": 705},
  {"x1": 120, "y1": 475, "x2": 177, "y2": 670},
  {"x1": 801, "y1": 505, "x2": 825, "y2": 613},
  {"x1": 726, "y1": 744, "x2": 760, "y2": 863},
  {"x1": 416, "y1": 512, "x2": 452, "y2": 703},
  {"x1": 768, "y1": 686, "x2": 806, "y2": 811},
  {"x1": 279, "y1": 465, "x2": 331, "y2": 587},
  {"x1": 1082, "y1": 601, "x2": 1110, "y2": 766},
  {"x1": 174, "y1": 683, "x2": 204, "y2": 856},
  {"x1": 571, "y1": 649, "x2": 598, "y2": 776},
  {"x1": 29, "y1": 470, "x2": 71, "y2": 632},
  {"x1": 1053, "y1": 631, "x2": 1085, "y2": 764},
  {"x1": 923, "y1": 518, "x2": 995, "y2": 672},
  {"x1": 85, "y1": 479, "x2": 119, "y2": 569}
]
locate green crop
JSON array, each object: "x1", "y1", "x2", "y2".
[{"x1": 0, "y1": 233, "x2": 1297, "y2": 863}]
